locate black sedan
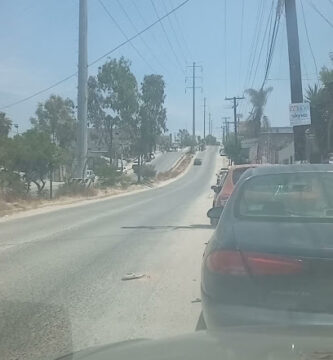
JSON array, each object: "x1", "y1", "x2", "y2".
[
  {"x1": 203, "y1": 164, "x2": 333, "y2": 328},
  {"x1": 194, "y1": 158, "x2": 202, "y2": 165}
]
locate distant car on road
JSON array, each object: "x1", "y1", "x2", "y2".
[
  {"x1": 219, "y1": 147, "x2": 226, "y2": 156},
  {"x1": 194, "y1": 158, "x2": 202, "y2": 165},
  {"x1": 204, "y1": 164, "x2": 333, "y2": 329}
]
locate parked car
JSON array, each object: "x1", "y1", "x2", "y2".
[
  {"x1": 211, "y1": 168, "x2": 228, "y2": 209},
  {"x1": 216, "y1": 167, "x2": 229, "y2": 186},
  {"x1": 203, "y1": 164, "x2": 333, "y2": 329},
  {"x1": 209, "y1": 164, "x2": 258, "y2": 225},
  {"x1": 194, "y1": 158, "x2": 202, "y2": 165}
]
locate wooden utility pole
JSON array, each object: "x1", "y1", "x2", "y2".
[
  {"x1": 76, "y1": 0, "x2": 88, "y2": 178},
  {"x1": 221, "y1": 116, "x2": 230, "y2": 143},
  {"x1": 285, "y1": 0, "x2": 306, "y2": 161},
  {"x1": 225, "y1": 96, "x2": 244, "y2": 143},
  {"x1": 203, "y1": 97, "x2": 207, "y2": 140}
]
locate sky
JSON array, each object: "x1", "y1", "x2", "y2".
[{"x1": 0, "y1": 0, "x2": 332, "y2": 140}]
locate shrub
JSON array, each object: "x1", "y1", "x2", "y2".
[
  {"x1": 95, "y1": 164, "x2": 121, "y2": 187},
  {"x1": 139, "y1": 164, "x2": 156, "y2": 179},
  {"x1": 119, "y1": 174, "x2": 134, "y2": 189},
  {"x1": 55, "y1": 182, "x2": 96, "y2": 198},
  {"x1": 0, "y1": 170, "x2": 28, "y2": 202}
]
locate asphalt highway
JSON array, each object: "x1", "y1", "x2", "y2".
[{"x1": 0, "y1": 146, "x2": 219, "y2": 360}]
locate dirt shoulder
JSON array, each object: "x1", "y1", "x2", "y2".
[{"x1": 0, "y1": 152, "x2": 194, "y2": 221}]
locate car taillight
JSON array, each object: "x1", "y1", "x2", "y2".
[
  {"x1": 206, "y1": 250, "x2": 247, "y2": 275},
  {"x1": 206, "y1": 250, "x2": 303, "y2": 276}
]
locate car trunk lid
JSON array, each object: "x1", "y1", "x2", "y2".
[{"x1": 233, "y1": 221, "x2": 333, "y2": 313}]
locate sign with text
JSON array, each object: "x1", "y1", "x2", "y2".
[{"x1": 289, "y1": 102, "x2": 311, "y2": 126}]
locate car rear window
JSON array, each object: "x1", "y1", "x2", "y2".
[
  {"x1": 238, "y1": 172, "x2": 333, "y2": 220},
  {"x1": 232, "y1": 167, "x2": 250, "y2": 185}
]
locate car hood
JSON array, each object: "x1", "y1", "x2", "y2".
[{"x1": 58, "y1": 326, "x2": 333, "y2": 360}]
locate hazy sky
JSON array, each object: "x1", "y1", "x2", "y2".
[{"x1": 0, "y1": 0, "x2": 332, "y2": 139}]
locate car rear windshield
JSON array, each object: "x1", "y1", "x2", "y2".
[
  {"x1": 238, "y1": 172, "x2": 333, "y2": 220},
  {"x1": 232, "y1": 167, "x2": 250, "y2": 185}
]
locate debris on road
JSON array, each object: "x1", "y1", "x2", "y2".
[
  {"x1": 191, "y1": 298, "x2": 201, "y2": 303},
  {"x1": 121, "y1": 272, "x2": 145, "y2": 281}
]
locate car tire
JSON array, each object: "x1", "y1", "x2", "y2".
[
  {"x1": 195, "y1": 311, "x2": 207, "y2": 331},
  {"x1": 210, "y1": 218, "x2": 218, "y2": 227}
]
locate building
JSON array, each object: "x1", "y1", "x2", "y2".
[{"x1": 241, "y1": 127, "x2": 295, "y2": 164}]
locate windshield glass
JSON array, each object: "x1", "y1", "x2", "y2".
[
  {"x1": 238, "y1": 172, "x2": 333, "y2": 219},
  {"x1": 0, "y1": 0, "x2": 332, "y2": 358}
]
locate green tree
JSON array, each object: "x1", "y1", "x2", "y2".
[
  {"x1": 88, "y1": 58, "x2": 139, "y2": 164},
  {"x1": 224, "y1": 134, "x2": 245, "y2": 165},
  {"x1": 0, "y1": 112, "x2": 12, "y2": 138},
  {"x1": 177, "y1": 129, "x2": 195, "y2": 147},
  {"x1": 306, "y1": 55, "x2": 333, "y2": 158},
  {"x1": 245, "y1": 87, "x2": 273, "y2": 137},
  {"x1": 157, "y1": 134, "x2": 171, "y2": 151},
  {"x1": 9, "y1": 129, "x2": 62, "y2": 194},
  {"x1": 30, "y1": 95, "x2": 76, "y2": 148},
  {"x1": 138, "y1": 74, "x2": 167, "y2": 156}
]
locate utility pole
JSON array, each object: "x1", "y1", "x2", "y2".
[
  {"x1": 186, "y1": 62, "x2": 202, "y2": 141},
  {"x1": 209, "y1": 112, "x2": 212, "y2": 135},
  {"x1": 203, "y1": 97, "x2": 207, "y2": 140},
  {"x1": 76, "y1": 0, "x2": 88, "y2": 178},
  {"x1": 221, "y1": 116, "x2": 230, "y2": 143},
  {"x1": 193, "y1": 62, "x2": 195, "y2": 139},
  {"x1": 225, "y1": 96, "x2": 244, "y2": 143},
  {"x1": 285, "y1": 0, "x2": 305, "y2": 161}
]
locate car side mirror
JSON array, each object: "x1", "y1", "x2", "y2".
[
  {"x1": 207, "y1": 206, "x2": 224, "y2": 219},
  {"x1": 211, "y1": 185, "x2": 221, "y2": 193}
]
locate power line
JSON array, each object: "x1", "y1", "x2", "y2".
[
  {"x1": 0, "y1": 0, "x2": 191, "y2": 110},
  {"x1": 224, "y1": 0, "x2": 227, "y2": 95},
  {"x1": 129, "y1": 0, "x2": 177, "y2": 70},
  {"x1": 98, "y1": 0, "x2": 156, "y2": 72},
  {"x1": 240, "y1": 0, "x2": 265, "y2": 117},
  {"x1": 168, "y1": 0, "x2": 193, "y2": 60},
  {"x1": 300, "y1": 0, "x2": 319, "y2": 82},
  {"x1": 150, "y1": 0, "x2": 185, "y2": 75},
  {"x1": 238, "y1": 0, "x2": 245, "y2": 93},
  {"x1": 160, "y1": 0, "x2": 188, "y2": 62},
  {"x1": 114, "y1": 0, "x2": 170, "y2": 74},
  {"x1": 307, "y1": 0, "x2": 333, "y2": 29},
  {"x1": 0, "y1": 73, "x2": 77, "y2": 110},
  {"x1": 251, "y1": 0, "x2": 275, "y2": 88},
  {"x1": 261, "y1": 0, "x2": 283, "y2": 88},
  {"x1": 243, "y1": 0, "x2": 266, "y2": 90}
]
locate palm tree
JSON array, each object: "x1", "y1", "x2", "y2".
[{"x1": 245, "y1": 87, "x2": 273, "y2": 137}]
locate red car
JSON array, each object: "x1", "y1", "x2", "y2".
[{"x1": 210, "y1": 164, "x2": 259, "y2": 225}]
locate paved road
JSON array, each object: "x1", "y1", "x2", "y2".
[
  {"x1": 0, "y1": 146, "x2": 219, "y2": 360},
  {"x1": 151, "y1": 148, "x2": 188, "y2": 173}
]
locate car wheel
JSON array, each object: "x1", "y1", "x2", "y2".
[
  {"x1": 195, "y1": 311, "x2": 207, "y2": 331},
  {"x1": 210, "y1": 218, "x2": 218, "y2": 227}
]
